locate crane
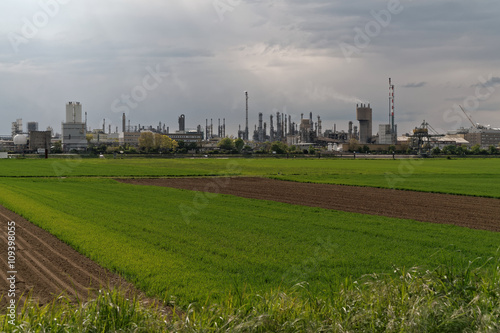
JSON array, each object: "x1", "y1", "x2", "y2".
[{"x1": 459, "y1": 105, "x2": 477, "y2": 129}]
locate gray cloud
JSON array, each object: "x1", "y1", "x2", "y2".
[
  {"x1": 402, "y1": 82, "x2": 426, "y2": 88},
  {"x1": 472, "y1": 76, "x2": 500, "y2": 88},
  {"x1": 0, "y1": 0, "x2": 500, "y2": 135}
]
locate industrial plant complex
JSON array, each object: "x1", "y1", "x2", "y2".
[{"x1": 1, "y1": 79, "x2": 499, "y2": 155}]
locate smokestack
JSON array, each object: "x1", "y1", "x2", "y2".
[
  {"x1": 103, "y1": 118, "x2": 105, "y2": 132},
  {"x1": 122, "y1": 113, "x2": 126, "y2": 133},
  {"x1": 258, "y1": 112, "x2": 263, "y2": 142},
  {"x1": 178, "y1": 114, "x2": 185, "y2": 132},
  {"x1": 309, "y1": 112, "x2": 313, "y2": 131},
  {"x1": 270, "y1": 114, "x2": 274, "y2": 141},
  {"x1": 284, "y1": 114, "x2": 287, "y2": 137},
  {"x1": 276, "y1": 111, "x2": 281, "y2": 140},
  {"x1": 245, "y1": 91, "x2": 249, "y2": 140}
]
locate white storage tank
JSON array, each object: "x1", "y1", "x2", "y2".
[{"x1": 13, "y1": 134, "x2": 28, "y2": 145}]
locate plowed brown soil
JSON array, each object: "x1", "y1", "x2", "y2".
[
  {"x1": 118, "y1": 177, "x2": 500, "y2": 231},
  {"x1": 0, "y1": 206, "x2": 151, "y2": 310}
]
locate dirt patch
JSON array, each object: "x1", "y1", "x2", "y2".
[
  {"x1": 118, "y1": 177, "x2": 500, "y2": 232},
  {"x1": 0, "y1": 206, "x2": 164, "y2": 311}
]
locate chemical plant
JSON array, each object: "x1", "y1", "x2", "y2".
[{"x1": 1, "y1": 78, "x2": 499, "y2": 154}]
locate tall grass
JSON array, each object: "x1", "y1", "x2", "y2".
[
  {"x1": 3, "y1": 258, "x2": 500, "y2": 332},
  {"x1": 1, "y1": 288, "x2": 171, "y2": 332},
  {"x1": 173, "y1": 256, "x2": 500, "y2": 332}
]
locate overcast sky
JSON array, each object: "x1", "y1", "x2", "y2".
[{"x1": 1, "y1": 0, "x2": 500, "y2": 136}]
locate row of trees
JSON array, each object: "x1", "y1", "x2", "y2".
[
  {"x1": 139, "y1": 132, "x2": 179, "y2": 153},
  {"x1": 138, "y1": 132, "x2": 179, "y2": 153},
  {"x1": 217, "y1": 137, "x2": 246, "y2": 153},
  {"x1": 217, "y1": 138, "x2": 317, "y2": 155}
]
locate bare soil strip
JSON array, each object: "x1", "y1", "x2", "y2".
[
  {"x1": 0, "y1": 206, "x2": 148, "y2": 309},
  {"x1": 118, "y1": 177, "x2": 500, "y2": 232}
]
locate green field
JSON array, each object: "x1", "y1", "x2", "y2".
[
  {"x1": 1, "y1": 158, "x2": 500, "y2": 331},
  {"x1": 0, "y1": 157, "x2": 499, "y2": 197},
  {"x1": 0, "y1": 158, "x2": 499, "y2": 306}
]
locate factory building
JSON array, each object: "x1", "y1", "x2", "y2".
[
  {"x1": 166, "y1": 132, "x2": 203, "y2": 144},
  {"x1": 118, "y1": 113, "x2": 204, "y2": 147},
  {"x1": 29, "y1": 131, "x2": 51, "y2": 151},
  {"x1": 11, "y1": 119, "x2": 23, "y2": 138},
  {"x1": 299, "y1": 112, "x2": 317, "y2": 143},
  {"x1": 27, "y1": 122, "x2": 39, "y2": 132},
  {"x1": 62, "y1": 102, "x2": 87, "y2": 151},
  {"x1": 378, "y1": 124, "x2": 398, "y2": 144},
  {"x1": 119, "y1": 131, "x2": 141, "y2": 146},
  {"x1": 465, "y1": 128, "x2": 500, "y2": 148}
]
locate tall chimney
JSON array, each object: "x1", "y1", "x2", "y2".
[{"x1": 245, "y1": 91, "x2": 249, "y2": 140}]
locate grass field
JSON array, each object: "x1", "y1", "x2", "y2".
[
  {"x1": 0, "y1": 176, "x2": 499, "y2": 307},
  {"x1": 0, "y1": 157, "x2": 499, "y2": 197},
  {"x1": 1, "y1": 157, "x2": 499, "y2": 331}
]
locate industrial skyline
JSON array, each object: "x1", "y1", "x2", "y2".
[{"x1": 1, "y1": 1, "x2": 500, "y2": 135}]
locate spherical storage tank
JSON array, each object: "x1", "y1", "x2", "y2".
[{"x1": 13, "y1": 134, "x2": 28, "y2": 145}]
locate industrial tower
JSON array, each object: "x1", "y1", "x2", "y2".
[
  {"x1": 389, "y1": 78, "x2": 397, "y2": 144},
  {"x1": 356, "y1": 103, "x2": 372, "y2": 144},
  {"x1": 245, "y1": 91, "x2": 249, "y2": 140}
]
